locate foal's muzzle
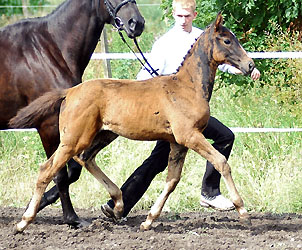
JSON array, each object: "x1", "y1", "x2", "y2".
[{"x1": 239, "y1": 60, "x2": 255, "y2": 76}]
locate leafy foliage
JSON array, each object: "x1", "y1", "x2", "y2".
[
  {"x1": 0, "y1": 0, "x2": 49, "y2": 16},
  {"x1": 161, "y1": 0, "x2": 302, "y2": 48},
  {"x1": 216, "y1": 0, "x2": 302, "y2": 35}
]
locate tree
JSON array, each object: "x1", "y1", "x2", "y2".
[
  {"x1": 215, "y1": 0, "x2": 302, "y2": 44},
  {"x1": 161, "y1": 0, "x2": 302, "y2": 47},
  {"x1": 0, "y1": 0, "x2": 49, "y2": 16},
  {"x1": 160, "y1": 0, "x2": 302, "y2": 89}
]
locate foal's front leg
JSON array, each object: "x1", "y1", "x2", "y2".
[
  {"x1": 183, "y1": 130, "x2": 250, "y2": 223},
  {"x1": 140, "y1": 143, "x2": 188, "y2": 231}
]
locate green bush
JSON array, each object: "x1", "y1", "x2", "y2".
[{"x1": 0, "y1": 0, "x2": 49, "y2": 16}]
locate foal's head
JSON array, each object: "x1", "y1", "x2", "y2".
[
  {"x1": 102, "y1": 0, "x2": 145, "y2": 38},
  {"x1": 209, "y1": 13, "x2": 255, "y2": 75}
]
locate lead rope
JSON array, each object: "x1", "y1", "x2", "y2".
[
  {"x1": 103, "y1": 0, "x2": 158, "y2": 77},
  {"x1": 118, "y1": 30, "x2": 159, "y2": 77}
]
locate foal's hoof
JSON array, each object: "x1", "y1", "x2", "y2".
[
  {"x1": 12, "y1": 226, "x2": 22, "y2": 235},
  {"x1": 239, "y1": 215, "x2": 252, "y2": 226},
  {"x1": 139, "y1": 222, "x2": 151, "y2": 231},
  {"x1": 101, "y1": 204, "x2": 123, "y2": 221},
  {"x1": 13, "y1": 223, "x2": 27, "y2": 235}
]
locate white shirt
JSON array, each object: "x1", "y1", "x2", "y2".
[{"x1": 137, "y1": 25, "x2": 238, "y2": 80}]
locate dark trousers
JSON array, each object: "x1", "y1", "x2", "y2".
[{"x1": 108, "y1": 116, "x2": 235, "y2": 217}]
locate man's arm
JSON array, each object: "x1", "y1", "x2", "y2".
[{"x1": 218, "y1": 64, "x2": 260, "y2": 80}]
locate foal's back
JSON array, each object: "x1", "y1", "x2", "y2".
[{"x1": 61, "y1": 75, "x2": 209, "y2": 143}]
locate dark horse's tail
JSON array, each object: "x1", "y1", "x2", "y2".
[{"x1": 9, "y1": 89, "x2": 68, "y2": 129}]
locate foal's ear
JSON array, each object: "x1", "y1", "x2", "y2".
[{"x1": 214, "y1": 12, "x2": 223, "y2": 32}]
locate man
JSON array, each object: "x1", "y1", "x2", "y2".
[{"x1": 102, "y1": 0, "x2": 260, "y2": 218}]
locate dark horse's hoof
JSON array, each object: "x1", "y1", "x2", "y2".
[
  {"x1": 101, "y1": 204, "x2": 124, "y2": 221},
  {"x1": 65, "y1": 218, "x2": 91, "y2": 229}
]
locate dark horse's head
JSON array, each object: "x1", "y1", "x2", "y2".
[
  {"x1": 209, "y1": 13, "x2": 255, "y2": 76},
  {"x1": 103, "y1": 0, "x2": 145, "y2": 38}
]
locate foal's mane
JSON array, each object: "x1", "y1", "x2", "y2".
[{"x1": 175, "y1": 25, "x2": 209, "y2": 74}]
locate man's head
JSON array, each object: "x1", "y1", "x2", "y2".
[{"x1": 172, "y1": 0, "x2": 197, "y2": 33}]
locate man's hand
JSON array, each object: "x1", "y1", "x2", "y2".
[
  {"x1": 251, "y1": 68, "x2": 260, "y2": 80},
  {"x1": 233, "y1": 67, "x2": 260, "y2": 80}
]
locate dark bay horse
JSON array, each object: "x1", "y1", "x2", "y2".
[
  {"x1": 10, "y1": 13, "x2": 255, "y2": 233},
  {"x1": 1, "y1": 0, "x2": 144, "y2": 227}
]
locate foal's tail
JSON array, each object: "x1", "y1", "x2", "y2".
[{"x1": 9, "y1": 89, "x2": 68, "y2": 129}]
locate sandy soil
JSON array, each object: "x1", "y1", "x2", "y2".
[{"x1": 1, "y1": 207, "x2": 302, "y2": 249}]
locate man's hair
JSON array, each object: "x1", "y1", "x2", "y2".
[{"x1": 172, "y1": 0, "x2": 196, "y2": 12}]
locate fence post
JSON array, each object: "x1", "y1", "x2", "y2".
[
  {"x1": 21, "y1": 0, "x2": 29, "y2": 17},
  {"x1": 100, "y1": 27, "x2": 112, "y2": 78}
]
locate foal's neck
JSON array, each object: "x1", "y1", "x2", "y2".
[{"x1": 176, "y1": 35, "x2": 218, "y2": 102}]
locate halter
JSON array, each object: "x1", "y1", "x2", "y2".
[
  {"x1": 104, "y1": 0, "x2": 159, "y2": 77},
  {"x1": 104, "y1": 0, "x2": 137, "y2": 29},
  {"x1": 118, "y1": 32, "x2": 159, "y2": 77}
]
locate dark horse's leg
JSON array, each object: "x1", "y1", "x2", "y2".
[
  {"x1": 38, "y1": 159, "x2": 82, "y2": 213},
  {"x1": 37, "y1": 114, "x2": 86, "y2": 227},
  {"x1": 39, "y1": 159, "x2": 85, "y2": 227},
  {"x1": 38, "y1": 159, "x2": 82, "y2": 211}
]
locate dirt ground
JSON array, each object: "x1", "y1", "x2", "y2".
[{"x1": 1, "y1": 207, "x2": 302, "y2": 250}]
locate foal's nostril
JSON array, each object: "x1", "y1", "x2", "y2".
[{"x1": 249, "y1": 62, "x2": 255, "y2": 72}]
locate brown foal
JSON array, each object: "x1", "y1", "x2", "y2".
[{"x1": 11, "y1": 13, "x2": 255, "y2": 233}]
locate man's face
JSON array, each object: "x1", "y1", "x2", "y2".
[{"x1": 173, "y1": 6, "x2": 197, "y2": 33}]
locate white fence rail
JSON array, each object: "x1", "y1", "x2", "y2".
[
  {"x1": 91, "y1": 51, "x2": 302, "y2": 60},
  {"x1": 2, "y1": 51, "x2": 302, "y2": 133},
  {"x1": 3, "y1": 128, "x2": 302, "y2": 133}
]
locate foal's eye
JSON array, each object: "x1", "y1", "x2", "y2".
[{"x1": 224, "y1": 39, "x2": 231, "y2": 45}]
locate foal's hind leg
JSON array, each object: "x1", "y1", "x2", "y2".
[
  {"x1": 140, "y1": 143, "x2": 188, "y2": 231},
  {"x1": 74, "y1": 157, "x2": 124, "y2": 219},
  {"x1": 37, "y1": 115, "x2": 85, "y2": 227},
  {"x1": 74, "y1": 131, "x2": 122, "y2": 218},
  {"x1": 16, "y1": 105, "x2": 102, "y2": 232},
  {"x1": 15, "y1": 144, "x2": 74, "y2": 233}
]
